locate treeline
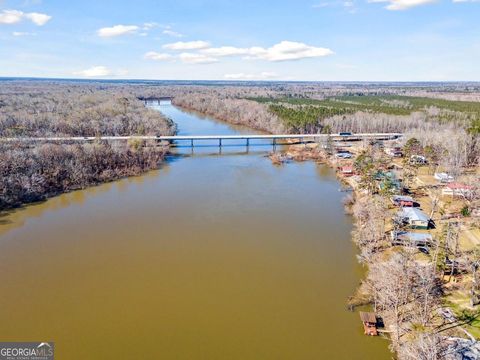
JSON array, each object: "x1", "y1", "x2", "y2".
[
  {"x1": 0, "y1": 86, "x2": 174, "y2": 137},
  {"x1": 172, "y1": 93, "x2": 285, "y2": 133},
  {"x1": 0, "y1": 82, "x2": 175, "y2": 211},
  {"x1": 0, "y1": 141, "x2": 167, "y2": 209}
]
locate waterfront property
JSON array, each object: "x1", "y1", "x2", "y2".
[
  {"x1": 391, "y1": 195, "x2": 414, "y2": 207},
  {"x1": 390, "y1": 231, "x2": 433, "y2": 248},
  {"x1": 359, "y1": 312, "x2": 378, "y2": 336},
  {"x1": 396, "y1": 207, "x2": 431, "y2": 229}
]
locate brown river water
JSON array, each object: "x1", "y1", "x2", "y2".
[{"x1": 0, "y1": 103, "x2": 390, "y2": 359}]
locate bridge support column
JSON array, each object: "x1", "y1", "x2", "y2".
[
  {"x1": 191, "y1": 139, "x2": 194, "y2": 147},
  {"x1": 272, "y1": 138, "x2": 276, "y2": 152},
  {"x1": 219, "y1": 139, "x2": 222, "y2": 147}
]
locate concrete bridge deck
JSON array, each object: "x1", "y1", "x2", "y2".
[{"x1": 0, "y1": 133, "x2": 402, "y2": 146}]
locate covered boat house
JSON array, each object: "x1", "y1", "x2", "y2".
[{"x1": 359, "y1": 312, "x2": 378, "y2": 336}]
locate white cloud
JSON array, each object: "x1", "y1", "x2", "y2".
[
  {"x1": 163, "y1": 40, "x2": 210, "y2": 50},
  {"x1": 224, "y1": 72, "x2": 278, "y2": 80},
  {"x1": 247, "y1": 41, "x2": 333, "y2": 61},
  {"x1": 200, "y1": 41, "x2": 333, "y2": 62},
  {"x1": 12, "y1": 31, "x2": 36, "y2": 36},
  {"x1": 368, "y1": 0, "x2": 437, "y2": 10},
  {"x1": 0, "y1": 9, "x2": 51, "y2": 25},
  {"x1": 162, "y1": 29, "x2": 184, "y2": 38},
  {"x1": 24, "y1": 12, "x2": 51, "y2": 25},
  {"x1": 143, "y1": 22, "x2": 159, "y2": 30},
  {"x1": 73, "y1": 66, "x2": 112, "y2": 77},
  {"x1": 179, "y1": 53, "x2": 218, "y2": 64},
  {"x1": 0, "y1": 10, "x2": 24, "y2": 24},
  {"x1": 200, "y1": 46, "x2": 251, "y2": 57},
  {"x1": 97, "y1": 25, "x2": 139, "y2": 37},
  {"x1": 144, "y1": 51, "x2": 174, "y2": 61},
  {"x1": 146, "y1": 40, "x2": 333, "y2": 66}
]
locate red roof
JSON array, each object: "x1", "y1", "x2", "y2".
[{"x1": 447, "y1": 182, "x2": 472, "y2": 190}]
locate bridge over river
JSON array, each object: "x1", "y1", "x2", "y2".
[{"x1": 0, "y1": 133, "x2": 402, "y2": 147}]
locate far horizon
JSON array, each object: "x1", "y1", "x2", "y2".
[{"x1": 1, "y1": 77, "x2": 480, "y2": 85}]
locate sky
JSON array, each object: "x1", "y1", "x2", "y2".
[{"x1": 0, "y1": 0, "x2": 479, "y2": 81}]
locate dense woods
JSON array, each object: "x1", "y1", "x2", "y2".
[
  {"x1": 0, "y1": 81, "x2": 175, "y2": 210},
  {"x1": 169, "y1": 85, "x2": 480, "y2": 169}
]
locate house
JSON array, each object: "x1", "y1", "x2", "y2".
[
  {"x1": 397, "y1": 207, "x2": 431, "y2": 229},
  {"x1": 434, "y1": 172, "x2": 454, "y2": 183},
  {"x1": 385, "y1": 147, "x2": 403, "y2": 157},
  {"x1": 391, "y1": 195, "x2": 414, "y2": 207},
  {"x1": 442, "y1": 182, "x2": 473, "y2": 197},
  {"x1": 359, "y1": 312, "x2": 378, "y2": 336},
  {"x1": 391, "y1": 231, "x2": 433, "y2": 247},
  {"x1": 335, "y1": 151, "x2": 352, "y2": 159},
  {"x1": 340, "y1": 165, "x2": 354, "y2": 177},
  {"x1": 410, "y1": 155, "x2": 427, "y2": 165}
]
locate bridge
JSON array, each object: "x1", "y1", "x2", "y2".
[
  {"x1": 0, "y1": 133, "x2": 402, "y2": 147},
  {"x1": 138, "y1": 96, "x2": 174, "y2": 106}
]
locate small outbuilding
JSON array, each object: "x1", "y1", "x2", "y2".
[
  {"x1": 434, "y1": 172, "x2": 454, "y2": 183},
  {"x1": 340, "y1": 165, "x2": 354, "y2": 177},
  {"x1": 359, "y1": 312, "x2": 378, "y2": 336},
  {"x1": 397, "y1": 207, "x2": 431, "y2": 229},
  {"x1": 391, "y1": 195, "x2": 414, "y2": 207}
]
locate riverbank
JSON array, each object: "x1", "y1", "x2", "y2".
[
  {"x1": 0, "y1": 102, "x2": 391, "y2": 360},
  {"x1": 0, "y1": 83, "x2": 176, "y2": 212},
  {"x1": 270, "y1": 140, "x2": 480, "y2": 359}
]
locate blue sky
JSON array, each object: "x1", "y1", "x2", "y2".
[{"x1": 0, "y1": 0, "x2": 479, "y2": 81}]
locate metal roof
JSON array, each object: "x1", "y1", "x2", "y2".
[{"x1": 398, "y1": 207, "x2": 430, "y2": 222}]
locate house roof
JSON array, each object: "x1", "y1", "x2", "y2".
[
  {"x1": 393, "y1": 231, "x2": 433, "y2": 242},
  {"x1": 392, "y1": 195, "x2": 414, "y2": 202},
  {"x1": 447, "y1": 182, "x2": 472, "y2": 190},
  {"x1": 399, "y1": 207, "x2": 430, "y2": 222}
]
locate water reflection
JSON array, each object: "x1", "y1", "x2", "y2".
[{"x1": 0, "y1": 103, "x2": 390, "y2": 360}]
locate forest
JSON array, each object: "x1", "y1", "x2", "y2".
[{"x1": 0, "y1": 81, "x2": 175, "y2": 210}]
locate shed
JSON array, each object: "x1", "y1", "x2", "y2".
[
  {"x1": 359, "y1": 312, "x2": 378, "y2": 336},
  {"x1": 434, "y1": 172, "x2": 454, "y2": 183},
  {"x1": 341, "y1": 166, "x2": 354, "y2": 176},
  {"x1": 391, "y1": 195, "x2": 414, "y2": 207},
  {"x1": 397, "y1": 207, "x2": 430, "y2": 229}
]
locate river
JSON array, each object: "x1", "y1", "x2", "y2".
[{"x1": 0, "y1": 103, "x2": 390, "y2": 359}]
